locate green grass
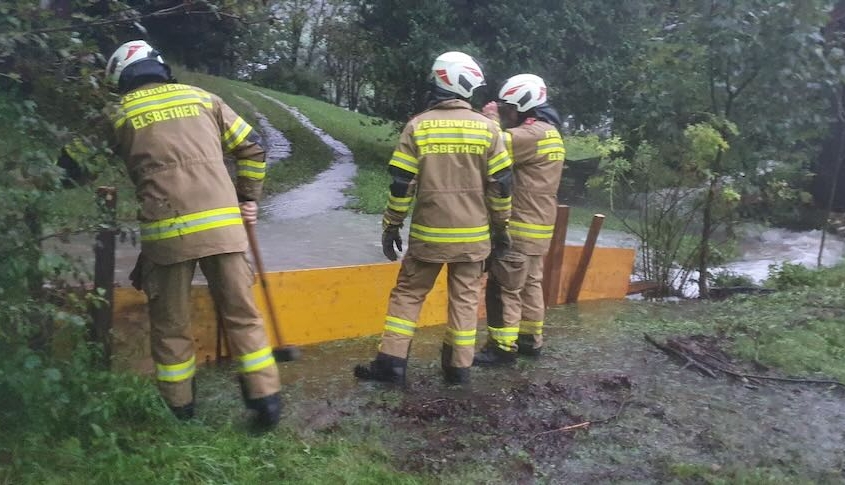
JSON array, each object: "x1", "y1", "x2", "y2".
[
  {"x1": 0, "y1": 360, "x2": 424, "y2": 485},
  {"x1": 249, "y1": 86, "x2": 397, "y2": 170},
  {"x1": 567, "y1": 205, "x2": 627, "y2": 231},
  {"x1": 348, "y1": 166, "x2": 391, "y2": 214},
  {"x1": 246, "y1": 85, "x2": 397, "y2": 213},
  {"x1": 608, "y1": 282, "x2": 845, "y2": 383}
]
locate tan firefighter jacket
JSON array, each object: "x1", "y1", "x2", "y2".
[
  {"x1": 109, "y1": 82, "x2": 266, "y2": 265},
  {"x1": 382, "y1": 99, "x2": 512, "y2": 263},
  {"x1": 504, "y1": 119, "x2": 565, "y2": 255}
]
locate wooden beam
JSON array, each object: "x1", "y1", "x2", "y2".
[
  {"x1": 90, "y1": 186, "x2": 117, "y2": 366},
  {"x1": 565, "y1": 214, "x2": 605, "y2": 304},
  {"x1": 543, "y1": 205, "x2": 570, "y2": 307}
]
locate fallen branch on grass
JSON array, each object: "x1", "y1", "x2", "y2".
[
  {"x1": 533, "y1": 421, "x2": 591, "y2": 436},
  {"x1": 644, "y1": 333, "x2": 845, "y2": 388},
  {"x1": 532, "y1": 398, "x2": 628, "y2": 438}
]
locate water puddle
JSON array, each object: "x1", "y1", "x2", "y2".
[
  {"x1": 251, "y1": 91, "x2": 357, "y2": 221},
  {"x1": 234, "y1": 95, "x2": 292, "y2": 162}
]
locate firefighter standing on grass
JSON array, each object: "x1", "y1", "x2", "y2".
[
  {"x1": 60, "y1": 40, "x2": 283, "y2": 426},
  {"x1": 353, "y1": 51, "x2": 513, "y2": 385},
  {"x1": 473, "y1": 74, "x2": 565, "y2": 365}
]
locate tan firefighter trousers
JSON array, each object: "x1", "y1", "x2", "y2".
[
  {"x1": 486, "y1": 252, "x2": 545, "y2": 352},
  {"x1": 379, "y1": 258, "x2": 485, "y2": 368},
  {"x1": 141, "y1": 252, "x2": 281, "y2": 407}
]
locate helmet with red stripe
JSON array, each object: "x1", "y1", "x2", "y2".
[
  {"x1": 105, "y1": 40, "x2": 165, "y2": 87},
  {"x1": 430, "y1": 51, "x2": 486, "y2": 99},
  {"x1": 498, "y1": 74, "x2": 548, "y2": 112}
]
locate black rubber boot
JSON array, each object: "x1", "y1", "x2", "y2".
[
  {"x1": 169, "y1": 401, "x2": 195, "y2": 421},
  {"x1": 441, "y1": 343, "x2": 470, "y2": 385},
  {"x1": 517, "y1": 335, "x2": 542, "y2": 357},
  {"x1": 353, "y1": 352, "x2": 407, "y2": 385},
  {"x1": 443, "y1": 366, "x2": 471, "y2": 385},
  {"x1": 247, "y1": 392, "x2": 283, "y2": 430},
  {"x1": 473, "y1": 345, "x2": 517, "y2": 366}
]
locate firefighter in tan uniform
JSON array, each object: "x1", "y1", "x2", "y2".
[
  {"x1": 473, "y1": 74, "x2": 565, "y2": 365},
  {"x1": 94, "y1": 41, "x2": 282, "y2": 425},
  {"x1": 354, "y1": 52, "x2": 513, "y2": 385}
]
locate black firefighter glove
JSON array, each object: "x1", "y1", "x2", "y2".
[
  {"x1": 382, "y1": 223, "x2": 403, "y2": 261},
  {"x1": 491, "y1": 223, "x2": 512, "y2": 259}
]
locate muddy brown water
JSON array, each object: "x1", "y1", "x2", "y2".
[{"x1": 250, "y1": 300, "x2": 845, "y2": 483}]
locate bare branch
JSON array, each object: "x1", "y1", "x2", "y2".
[{"x1": 15, "y1": 3, "x2": 271, "y2": 36}]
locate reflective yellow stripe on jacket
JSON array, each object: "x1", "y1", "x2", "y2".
[
  {"x1": 537, "y1": 136, "x2": 565, "y2": 160},
  {"x1": 115, "y1": 87, "x2": 213, "y2": 129},
  {"x1": 387, "y1": 195, "x2": 413, "y2": 213},
  {"x1": 222, "y1": 116, "x2": 253, "y2": 152},
  {"x1": 487, "y1": 150, "x2": 513, "y2": 176},
  {"x1": 409, "y1": 224, "x2": 490, "y2": 243},
  {"x1": 156, "y1": 356, "x2": 196, "y2": 383},
  {"x1": 413, "y1": 127, "x2": 493, "y2": 146},
  {"x1": 140, "y1": 207, "x2": 243, "y2": 242},
  {"x1": 488, "y1": 195, "x2": 512, "y2": 212},
  {"x1": 510, "y1": 220, "x2": 555, "y2": 240},
  {"x1": 388, "y1": 150, "x2": 419, "y2": 174},
  {"x1": 237, "y1": 159, "x2": 266, "y2": 180}
]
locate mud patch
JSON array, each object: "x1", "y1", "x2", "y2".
[{"x1": 372, "y1": 374, "x2": 633, "y2": 477}]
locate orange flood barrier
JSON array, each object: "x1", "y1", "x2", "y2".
[{"x1": 110, "y1": 247, "x2": 634, "y2": 371}]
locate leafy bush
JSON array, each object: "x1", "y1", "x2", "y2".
[
  {"x1": 766, "y1": 262, "x2": 845, "y2": 290},
  {"x1": 765, "y1": 262, "x2": 822, "y2": 290},
  {"x1": 710, "y1": 269, "x2": 756, "y2": 288}
]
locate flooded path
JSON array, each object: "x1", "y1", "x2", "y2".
[
  {"x1": 234, "y1": 95, "x2": 292, "y2": 163},
  {"x1": 251, "y1": 91, "x2": 357, "y2": 221}
]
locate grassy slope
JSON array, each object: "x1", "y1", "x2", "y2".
[
  {"x1": 248, "y1": 86, "x2": 397, "y2": 214},
  {"x1": 175, "y1": 69, "x2": 334, "y2": 196}
]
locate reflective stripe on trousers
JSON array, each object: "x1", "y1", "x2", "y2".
[{"x1": 156, "y1": 355, "x2": 196, "y2": 383}]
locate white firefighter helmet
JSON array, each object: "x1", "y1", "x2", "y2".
[
  {"x1": 105, "y1": 40, "x2": 164, "y2": 86},
  {"x1": 498, "y1": 73, "x2": 548, "y2": 112},
  {"x1": 431, "y1": 51, "x2": 486, "y2": 98}
]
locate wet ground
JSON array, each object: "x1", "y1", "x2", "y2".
[
  {"x1": 252, "y1": 91, "x2": 357, "y2": 221},
  {"x1": 234, "y1": 95, "x2": 292, "y2": 162},
  {"x1": 199, "y1": 300, "x2": 845, "y2": 483}
]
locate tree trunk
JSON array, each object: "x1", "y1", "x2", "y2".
[{"x1": 697, "y1": 176, "x2": 718, "y2": 299}]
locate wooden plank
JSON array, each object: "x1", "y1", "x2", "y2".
[
  {"x1": 90, "y1": 186, "x2": 117, "y2": 366},
  {"x1": 557, "y1": 246, "x2": 635, "y2": 303},
  {"x1": 565, "y1": 214, "x2": 605, "y2": 303},
  {"x1": 543, "y1": 205, "x2": 570, "y2": 308}
]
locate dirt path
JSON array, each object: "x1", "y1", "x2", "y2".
[{"x1": 234, "y1": 95, "x2": 292, "y2": 163}]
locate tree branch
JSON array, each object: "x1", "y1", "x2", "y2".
[{"x1": 17, "y1": 3, "x2": 271, "y2": 36}]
